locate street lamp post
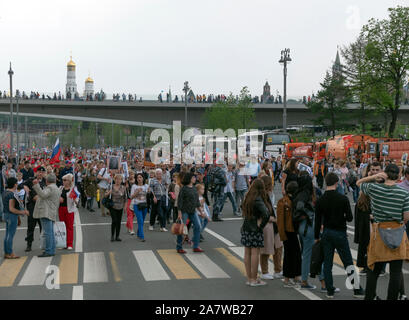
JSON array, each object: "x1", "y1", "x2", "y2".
[
  {"x1": 183, "y1": 81, "x2": 190, "y2": 128},
  {"x1": 279, "y1": 49, "x2": 292, "y2": 133},
  {"x1": 8, "y1": 63, "x2": 14, "y2": 153},
  {"x1": 16, "y1": 90, "x2": 19, "y2": 164}
]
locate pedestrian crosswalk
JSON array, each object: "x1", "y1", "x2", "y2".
[{"x1": 0, "y1": 246, "x2": 406, "y2": 288}]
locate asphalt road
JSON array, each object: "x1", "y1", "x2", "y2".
[{"x1": 0, "y1": 183, "x2": 408, "y2": 300}]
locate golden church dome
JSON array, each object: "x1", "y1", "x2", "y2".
[
  {"x1": 85, "y1": 77, "x2": 94, "y2": 83},
  {"x1": 67, "y1": 57, "x2": 76, "y2": 67}
]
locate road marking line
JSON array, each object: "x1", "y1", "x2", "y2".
[
  {"x1": 132, "y1": 250, "x2": 170, "y2": 281},
  {"x1": 75, "y1": 211, "x2": 83, "y2": 253},
  {"x1": 18, "y1": 256, "x2": 53, "y2": 286},
  {"x1": 0, "y1": 257, "x2": 27, "y2": 287},
  {"x1": 72, "y1": 285, "x2": 83, "y2": 300},
  {"x1": 157, "y1": 249, "x2": 201, "y2": 280},
  {"x1": 185, "y1": 249, "x2": 230, "y2": 279},
  {"x1": 109, "y1": 252, "x2": 122, "y2": 282},
  {"x1": 215, "y1": 248, "x2": 246, "y2": 276},
  {"x1": 293, "y1": 285, "x2": 322, "y2": 300},
  {"x1": 204, "y1": 228, "x2": 236, "y2": 247},
  {"x1": 58, "y1": 254, "x2": 79, "y2": 285},
  {"x1": 83, "y1": 252, "x2": 108, "y2": 283}
]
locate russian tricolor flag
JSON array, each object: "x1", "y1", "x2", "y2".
[
  {"x1": 50, "y1": 138, "x2": 61, "y2": 164},
  {"x1": 69, "y1": 187, "x2": 80, "y2": 200}
]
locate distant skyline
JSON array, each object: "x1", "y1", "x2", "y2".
[{"x1": 0, "y1": 0, "x2": 407, "y2": 99}]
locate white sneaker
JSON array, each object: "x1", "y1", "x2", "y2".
[
  {"x1": 160, "y1": 228, "x2": 168, "y2": 232},
  {"x1": 67, "y1": 247, "x2": 73, "y2": 250},
  {"x1": 149, "y1": 226, "x2": 154, "y2": 231},
  {"x1": 249, "y1": 280, "x2": 267, "y2": 287},
  {"x1": 260, "y1": 273, "x2": 275, "y2": 280},
  {"x1": 274, "y1": 272, "x2": 284, "y2": 279},
  {"x1": 130, "y1": 231, "x2": 135, "y2": 235}
]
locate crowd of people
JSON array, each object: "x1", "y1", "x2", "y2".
[{"x1": 0, "y1": 148, "x2": 408, "y2": 300}]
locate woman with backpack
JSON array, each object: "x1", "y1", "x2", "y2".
[
  {"x1": 276, "y1": 181, "x2": 302, "y2": 287},
  {"x1": 293, "y1": 172, "x2": 317, "y2": 290},
  {"x1": 240, "y1": 178, "x2": 271, "y2": 286}
]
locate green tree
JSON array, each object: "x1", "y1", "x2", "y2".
[
  {"x1": 361, "y1": 6, "x2": 409, "y2": 136},
  {"x1": 341, "y1": 34, "x2": 375, "y2": 133},
  {"x1": 202, "y1": 86, "x2": 257, "y2": 133},
  {"x1": 307, "y1": 69, "x2": 352, "y2": 138}
]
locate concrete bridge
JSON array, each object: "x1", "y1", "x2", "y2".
[{"x1": 0, "y1": 99, "x2": 408, "y2": 128}]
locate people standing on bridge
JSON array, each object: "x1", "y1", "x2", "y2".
[
  {"x1": 315, "y1": 172, "x2": 365, "y2": 299},
  {"x1": 277, "y1": 181, "x2": 302, "y2": 287},
  {"x1": 24, "y1": 167, "x2": 46, "y2": 252},
  {"x1": 3, "y1": 177, "x2": 29, "y2": 259},
  {"x1": 33, "y1": 174, "x2": 60, "y2": 258},
  {"x1": 357, "y1": 164, "x2": 409, "y2": 300},
  {"x1": 241, "y1": 178, "x2": 271, "y2": 286},
  {"x1": 106, "y1": 174, "x2": 127, "y2": 242},
  {"x1": 176, "y1": 172, "x2": 205, "y2": 254},
  {"x1": 58, "y1": 174, "x2": 79, "y2": 250}
]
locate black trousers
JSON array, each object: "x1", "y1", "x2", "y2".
[
  {"x1": 172, "y1": 206, "x2": 178, "y2": 223},
  {"x1": 150, "y1": 199, "x2": 166, "y2": 228},
  {"x1": 365, "y1": 260, "x2": 405, "y2": 300},
  {"x1": 25, "y1": 211, "x2": 42, "y2": 245},
  {"x1": 109, "y1": 208, "x2": 123, "y2": 238},
  {"x1": 283, "y1": 231, "x2": 302, "y2": 279}
]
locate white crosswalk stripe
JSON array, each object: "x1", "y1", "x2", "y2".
[
  {"x1": 18, "y1": 256, "x2": 53, "y2": 286},
  {"x1": 185, "y1": 249, "x2": 230, "y2": 279},
  {"x1": 133, "y1": 250, "x2": 170, "y2": 281},
  {"x1": 83, "y1": 252, "x2": 108, "y2": 283}
]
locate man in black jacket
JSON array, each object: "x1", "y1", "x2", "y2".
[
  {"x1": 211, "y1": 164, "x2": 227, "y2": 222},
  {"x1": 24, "y1": 167, "x2": 47, "y2": 252},
  {"x1": 315, "y1": 172, "x2": 365, "y2": 299}
]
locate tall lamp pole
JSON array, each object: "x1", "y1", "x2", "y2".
[
  {"x1": 8, "y1": 63, "x2": 14, "y2": 154},
  {"x1": 16, "y1": 90, "x2": 19, "y2": 164},
  {"x1": 279, "y1": 49, "x2": 292, "y2": 133},
  {"x1": 183, "y1": 81, "x2": 190, "y2": 128}
]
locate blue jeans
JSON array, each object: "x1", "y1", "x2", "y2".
[
  {"x1": 322, "y1": 228, "x2": 356, "y2": 294},
  {"x1": 200, "y1": 216, "x2": 208, "y2": 233},
  {"x1": 0, "y1": 194, "x2": 4, "y2": 220},
  {"x1": 298, "y1": 219, "x2": 315, "y2": 282},
  {"x1": 176, "y1": 212, "x2": 201, "y2": 250},
  {"x1": 134, "y1": 205, "x2": 148, "y2": 239},
  {"x1": 220, "y1": 192, "x2": 238, "y2": 214},
  {"x1": 41, "y1": 218, "x2": 56, "y2": 255},
  {"x1": 3, "y1": 213, "x2": 18, "y2": 255},
  {"x1": 352, "y1": 186, "x2": 360, "y2": 204},
  {"x1": 336, "y1": 183, "x2": 345, "y2": 195}
]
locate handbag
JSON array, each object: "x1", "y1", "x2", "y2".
[
  {"x1": 137, "y1": 202, "x2": 148, "y2": 210},
  {"x1": 378, "y1": 224, "x2": 406, "y2": 250},
  {"x1": 102, "y1": 195, "x2": 114, "y2": 210},
  {"x1": 171, "y1": 218, "x2": 185, "y2": 235}
]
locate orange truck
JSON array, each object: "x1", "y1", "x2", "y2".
[
  {"x1": 378, "y1": 140, "x2": 409, "y2": 164},
  {"x1": 326, "y1": 134, "x2": 373, "y2": 161},
  {"x1": 285, "y1": 143, "x2": 312, "y2": 159}
]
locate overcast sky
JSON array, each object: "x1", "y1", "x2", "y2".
[{"x1": 0, "y1": 0, "x2": 407, "y2": 99}]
